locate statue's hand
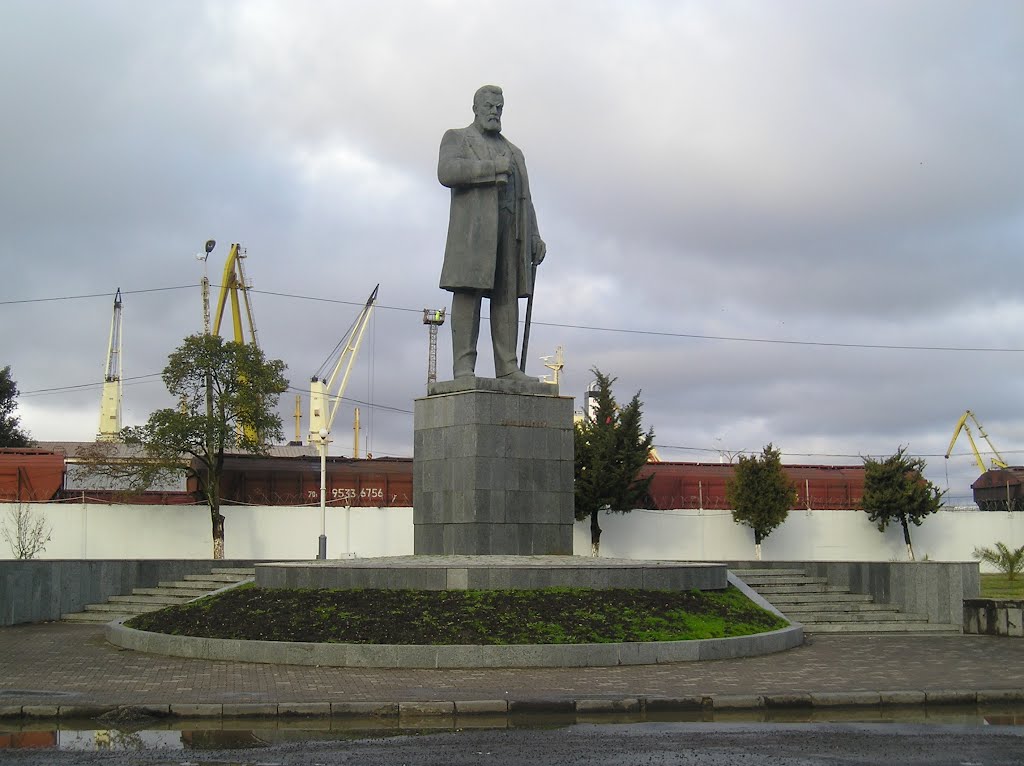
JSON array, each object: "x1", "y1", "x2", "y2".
[
  {"x1": 533, "y1": 238, "x2": 546, "y2": 265},
  {"x1": 494, "y1": 156, "x2": 511, "y2": 184}
]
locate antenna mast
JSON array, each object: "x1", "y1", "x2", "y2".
[
  {"x1": 422, "y1": 308, "x2": 446, "y2": 385},
  {"x1": 199, "y1": 239, "x2": 215, "y2": 334}
]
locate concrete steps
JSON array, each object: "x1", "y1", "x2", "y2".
[
  {"x1": 61, "y1": 567, "x2": 254, "y2": 624},
  {"x1": 733, "y1": 567, "x2": 961, "y2": 635}
]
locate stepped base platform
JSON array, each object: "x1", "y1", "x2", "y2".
[
  {"x1": 255, "y1": 556, "x2": 728, "y2": 592},
  {"x1": 108, "y1": 558, "x2": 807, "y2": 667}
]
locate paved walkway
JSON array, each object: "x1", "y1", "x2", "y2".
[{"x1": 2, "y1": 623, "x2": 1024, "y2": 714}]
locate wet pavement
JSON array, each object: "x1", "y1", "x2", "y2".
[
  {"x1": 2, "y1": 622, "x2": 1024, "y2": 710},
  {"x1": 3, "y1": 722, "x2": 1024, "y2": 766}
]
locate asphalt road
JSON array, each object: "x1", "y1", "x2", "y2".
[{"x1": 2, "y1": 723, "x2": 1023, "y2": 766}]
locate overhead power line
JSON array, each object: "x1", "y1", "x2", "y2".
[
  {"x1": 4, "y1": 284, "x2": 1024, "y2": 354},
  {"x1": 653, "y1": 442, "x2": 1024, "y2": 462},
  {"x1": 0, "y1": 285, "x2": 196, "y2": 305},
  {"x1": 283, "y1": 384, "x2": 413, "y2": 415},
  {"x1": 20, "y1": 373, "x2": 163, "y2": 397}
]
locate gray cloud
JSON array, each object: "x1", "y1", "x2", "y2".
[{"x1": 3, "y1": 0, "x2": 1023, "y2": 506}]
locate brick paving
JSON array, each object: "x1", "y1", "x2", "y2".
[{"x1": 2, "y1": 623, "x2": 1023, "y2": 708}]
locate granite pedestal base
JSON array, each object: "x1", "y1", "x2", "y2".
[
  {"x1": 256, "y1": 556, "x2": 729, "y2": 592},
  {"x1": 413, "y1": 379, "x2": 574, "y2": 555}
]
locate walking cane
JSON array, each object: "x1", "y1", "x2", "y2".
[{"x1": 519, "y1": 257, "x2": 537, "y2": 373}]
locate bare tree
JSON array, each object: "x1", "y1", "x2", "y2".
[{"x1": 1, "y1": 504, "x2": 52, "y2": 559}]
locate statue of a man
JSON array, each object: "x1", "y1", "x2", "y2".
[{"x1": 438, "y1": 85, "x2": 546, "y2": 381}]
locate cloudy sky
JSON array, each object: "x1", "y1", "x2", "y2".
[{"x1": 3, "y1": 0, "x2": 1022, "y2": 505}]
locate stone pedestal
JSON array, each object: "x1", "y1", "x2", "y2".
[{"x1": 413, "y1": 377, "x2": 574, "y2": 555}]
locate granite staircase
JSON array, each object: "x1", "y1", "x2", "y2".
[
  {"x1": 733, "y1": 567, "x2": 961, "y2": 634},
  {"x1": 61, "y1": 567, "x2": 254, "y2": 624}
]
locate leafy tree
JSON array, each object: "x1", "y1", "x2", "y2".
[
  {"x1": 0, "y1": 365, "x2": 32, "y2": 447},
  {"x1": 727, "y1": 443, "x2": 797, "y2": 560},
  {"x1": 574, "y1": 368, "x2": 654, "y2": 556},
  {"x1": 81, "y1": 334, "x2": 287, "y2": 558},
  {"x1": 861, "y1": 446, "x2": 944, "y2": 561},
  {"x1": 973, "y1": 542, "x2": 1024, "y2": 581}
]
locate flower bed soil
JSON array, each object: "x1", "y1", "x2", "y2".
[{"x1": 126, "y1": 585, "x2": 788, "y2": 645}]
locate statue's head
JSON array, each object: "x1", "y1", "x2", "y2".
[{"x1": 472, "y1": 85, "x2": 504, "y2": 134}]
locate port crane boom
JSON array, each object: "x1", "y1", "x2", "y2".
[
  {"x1": 97, "y1": 288, "x2": 123, "y2": 441},
  {"x1": 944, "y1": 409, "x2": 1009, "y2": 472},
  {"x1": 212, "y1": 243, "x2": 259, "y2": 347},
  {"x1": 308, "y1": 284, "x2": 379, "y2": 445}
]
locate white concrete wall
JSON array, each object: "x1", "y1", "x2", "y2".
[
  {"x1": 571, "y1": 507, "x2": 1024, "y2": 570},
  {"x1": 1, "y1": 501, "x2": 1021, "y2": 568},
  {"x1": 0, "y1": 502, "x2": 414, "y2": 561}
]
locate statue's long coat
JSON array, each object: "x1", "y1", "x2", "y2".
[{"x1": 438, "y1": 123, "x2": 541, "y2": 298}]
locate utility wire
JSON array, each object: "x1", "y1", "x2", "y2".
[
  {"x1": 652, "y1": 442, "x2": 1024, "y2": 461},
  {"x1": 5, "y1": 284, "x2": 1024, "y2": 353},
  {"x1": 283, "y1": 384, "x2": 412, "y2": 414},
  {"x1": 20, "y1": 373, "x2": 163, "y2": 397},
  {"x1": 0, "y1": 285, "x2": 195, "y2": 305},
  {"x1": 17, "y1": 378, "x2": 1013, "y2": 461}
]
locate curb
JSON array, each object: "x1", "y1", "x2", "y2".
[
  {"x1": 3, "y1": 690, "x2": 1024, "y2": 721},
  {"x1": 104, "y1": 619, "x2": 805, "y2": 669}
]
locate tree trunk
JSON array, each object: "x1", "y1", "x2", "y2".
[
  {"x1": 590, "y1": 510, "x2": 602, "y2": 557},
  {"x1": 211, "y1": 508, "x2": 225, "y2": 560},
  {"x1": 754, "y1": 542, "x2": 762, "y2": 561},
  {"x1": 900, "y1": 514, "x2": 915, "y2": 561}
]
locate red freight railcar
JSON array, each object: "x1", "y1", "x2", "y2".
[
  {"x1": 0, "y1": 449, "x2": 65, "y2": 502},
  {"x1": 972, "y1": 468, "x2": 1024, "y2": 511},
  {"x1": 640, "y1": 462, "x2": 865, "y2": 511},
  {"x1": 210, "y1": 456, "x2": 864, "y2": 510},
  {"x1": 211, "y1": 455, "x2": 414, "y2": 507}
]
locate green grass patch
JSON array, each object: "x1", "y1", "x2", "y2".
[
  {"x1": 980, "y1": 574, "x2": 1024, "y2": 599},
  {"x1": 125, "y1": 585, "x2": 788, "y2": 645}
]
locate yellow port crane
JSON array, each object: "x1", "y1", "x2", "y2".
[
  {"x1": 202, "y1": 241, "x2": 260, "y2": 440},
  {"x1": 944, "y1": 409, "x2": 1010, "y2": 473},
  {"x1": 211, "y1": 243, "x2": 259, "y2": 347}
]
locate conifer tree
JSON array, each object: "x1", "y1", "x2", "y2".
[
  {"x1": 727, "y1": 443, "x2": 796, "y2": 560},
  {"x1": 862, "y1": 446, "x2": 943, "y2": 561},
  {"x1": 574, "y1": 368, "x2": 654, "y2": 556}
]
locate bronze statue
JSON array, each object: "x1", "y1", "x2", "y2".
[{"x1": 438, "y1": 85, "x2": 546, "y2": 381}]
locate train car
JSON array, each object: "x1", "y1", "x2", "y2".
[
  {"x1": 33, "y1": 442, "x2": 870, "y2": 511},
  {"x1": 971, "y1": 468, "x2": 1024, "y2": 511},
  {"x1": 0, "y1": 448, "x2": 65, "y2": 502},
  {"x1": 212, "y1": 454, "x2": 414, "y2": 507},
  {"x1": 213, "y1": 455, "x2": 865, "y2": 510},
  {"x1": 640, "y1": 461, "x2": 865, "y2": 511}
]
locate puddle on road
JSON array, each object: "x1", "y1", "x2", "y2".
[{"x1": 3, "y1": 706, "x2": 1024, "y2": 752}]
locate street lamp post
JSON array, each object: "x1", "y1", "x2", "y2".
[{"x1": 317, "y1": 428, "x2": 329, "y2": 560}]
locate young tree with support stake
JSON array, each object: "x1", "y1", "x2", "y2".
[
  {"x1": 574, "y1": 368, "x2": 654, "y2": 557},
  {"x1": 861, "y1": 446, "x2": 944, "y2": 561},
  {"x1": 80, "y1": 334, "x2": 288, "y2": 558},
  {"x1": 727, "y1": 443, "x2": 796, "y2": 561}
]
